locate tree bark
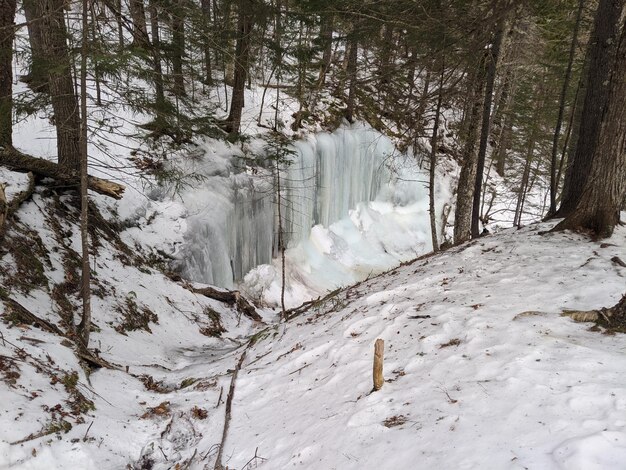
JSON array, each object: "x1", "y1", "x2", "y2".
[
  {"x1": 345, "y1": 27, "x2": 358, "y2": 123},
  {"x1": 429, "y1": 57, "x2": 445, "y2": 253},
  {"x1": 0, "y1": 148, "x2": 125, "y2": 199},
  {"x1": 225, "y1": 0, "x2": 254, "y2": 137},
  {"x1": 22, "y1": 0, "x2": 48, "y2": 92},
  {"x1": 554, "y1": 3, "x2": 626, "y2": 239},
  {"x1": 0, "y1": 0, "x2": 16, "y2": 148},
  {"x1": 147, "y1": 0, "x2": 165, "y2": 108},
  {"x1": 471, "y1": 19, "x2": 505, "y2": 238},
  {"x1": 491, "y1": 61, "x2": 515, "y2": 177},
  {"x1": 514, "y1": 115, "x2": 539, "y2": 227},
  {"x1": 77, "y1": 0, "x2": 91, "y2": 348},
  {"x1": 317, "y1": 14, "x2": 333, "y2": 87},
  {"x1": 454, "y1": 55, "x2": 486, "y2": 244},
  {"x1": 129, "y1": 0, "x2": 148, "y2": 45},
  {"x1": 201, "y1": 0, "x2": 213, "y2": 85},
  {"x1": 564, "y1": 292, "x2": 626, "y2": 333},
  {"x1": 415, "y1": 67, "x2": 431, "y2": 138},
  {"x1": 548, "y1": 0, "x2": 584, "y2": 216},
  {"x1": 557, "y1": 0, "x2": 624, "y2": 218},
  {"x1": 27, "y1": 0, "x2": 81, "y2": 174},
  {"x1": 373, "y1": 339, "x2": 384, "y2": 391},
  {"x1": 97, "y1": 0, "x2": 123, "y2": 47},
  {"x1": 192, "y1": 285, "x2": 262, "y2": 322},
  {"x1": 171, "y1": 0, "x2": 186, "y2": 96},
  {"x1": 0, "y1": 183, "x2": 8, "y2": 231}
]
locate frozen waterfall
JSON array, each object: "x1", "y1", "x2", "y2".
[{"x1": 177, "y1": 123, "x2": 450, "y2": 302}]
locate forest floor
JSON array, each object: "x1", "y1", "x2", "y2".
[{"x1": 1, "y1": 173, "x2": 624, "y2": 469}]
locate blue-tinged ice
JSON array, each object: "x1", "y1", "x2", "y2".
[{"x1": 176, "y1": 122, "x2": 450, "y2": 304}]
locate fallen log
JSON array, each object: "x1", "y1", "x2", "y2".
[
  {"x1": 0, "y1": 147, "x2": 125, "y2": 199},
  {"x1": 193, "y1": 286, "x2": 263, "y2": 322},
  {"x1": 562, "y1": 292, "x2": 626, "y2": 333}
]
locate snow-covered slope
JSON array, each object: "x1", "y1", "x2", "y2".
[
  {"x1": 219, "y1": 221, "x2": 626, "y2": 470},
  {"x1": 0, "y1": 182, "x2": 261, "y2": 469},
  {"x1": 3, "y1": 206, "x2": 624, "y2": 469}
]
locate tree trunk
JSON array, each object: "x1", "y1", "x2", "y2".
[
  {"x1": 514, "y1": 121, "x2": 539, "y2": 227},
  {"x1": 225, "y1": 0, "x2": 254, "y2": 138},
  {"x1": 554, "y1": 2, "x2": 626, "y2": 239},
  {"x1": 565, "y1": 292, "x2": 626, "y2": 333},
  {"x1": 272, "y1": 0, "x2": 283, "y2": 131},
  {"x1": 317, "y1": 14, "x2": 333, "y2": 86},
  {"x1": 292, "y1": 19, "x2": 306, "y2": 130},
  {"x1": 0, "y1": 148, "x2": 125, "y2": 199},
  {"x1": 454, "y1": 55, "x2": 486, "y2": 245},
  {"x1": 129, "y1": 0, "x2": 148, "y2": 45},
  {"x1": 22, "y1": 0, "x2": 49, "y2": 92},
  {"x1": 378, "y1": 23, "x2": 393, "y2": 94},
  {"x1": 112, "y1": 0, "x2": 124, "y2": 47},
  {"x1": 77, "y1": 0, "x2": 91, "y2": 347},
  {"x1": 471, "y1": 20, "x2": 505, "y2": 238},
  {"x1": 415, "y1": 67, "x2": 431, "y2": 138},
  {"x1": 171, "y1": 0, "x2": 186, "y2": 96},
  {"x1": 201, "y1": 0, "x2": 213, "y2": 85},
  {"x1": 555, "y1": 74, "x2": 582, "y2": 204},
  {"x1": 556, "y1": 0, "x2": 624, "y2": 218},
  {"x1": 35, "y1": 0, "x2": 81, "y2": 174},
  {"x1": 0, "y1": 0, "x2": 16, "y2": 148},
  {"x1": 147, "y1": 0, "x2": 165, "y2": 109},
  {"x1": 491, "y1": 62, "x2": 515, "y2": 177},
  {"x1": 89, "y1": 2, "x2": 102, "y2": 106},
  {"x1": 429, "y1": 57, "x2": 445, "y2": 253},
  {"x1": 222, "y1": 0, "x2": 235, "y2": 86},
  {"x1": 276, "y1": 159, "x2": 286, "y2": 316},
  {"x1": 548, "y1": 0, "x2": 584, "y2": 216},
  {"x1": 405, "y1": 46, "x2": 418, "y2": 108}
]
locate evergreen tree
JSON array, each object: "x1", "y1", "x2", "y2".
[{"x1": 554, "y1": 0, "x2": 626, "y2": 238}]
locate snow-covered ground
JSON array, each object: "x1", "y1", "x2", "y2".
[
  {"x1": 2, "y1": 209, "x2": 625, "y2": 469},
  {"x1": 4, "y1": 18, "x2": 624, "y2": 468},
  {"x1": 222, "y1": 221, "x2": 626, "y2": 470}
]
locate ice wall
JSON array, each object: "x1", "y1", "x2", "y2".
[
  {"x1": 284, "y1": 126, "x2": 391, "y2": 246},
  {"x1": 179, "y1": 169, "x2": 275, "y2": 288},
  {"x1": 177, "y1": 123, "x2": 446, "y2": 296}
]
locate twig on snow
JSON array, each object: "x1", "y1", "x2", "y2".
[
  {"x1": 214, "y1": 340, "x2": 255, "y2": 470},
  {"x1": 83, "y1": 421, "x2": 94, "y2": 441},
  {"x1": 240, "y1": 447, "x2": 267, "y2": 470}
]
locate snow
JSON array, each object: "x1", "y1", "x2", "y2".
[
  {"x1": 2, "y1": 206, "x2": 625, "y2": 469},
  {"x1": 3, "y1": 12, "x2": 625, "y2": 469},
  {"x1": 3, "y1": 76, "x2": 625, "y2": 466},
  {"x1": 224, "y1": 221, "x2": 626, "y2": 470}
]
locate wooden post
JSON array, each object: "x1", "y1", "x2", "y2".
[{"x1": 373, "y1": 338, "x2": 384, "y2": 391}]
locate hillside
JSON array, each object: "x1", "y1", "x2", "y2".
[
  {"x1": 2, "y1": 1, "x2": 626, "y2": 468},
  {"x1": 1, "y1": 190, "x2": 624, "y2": 468}
]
